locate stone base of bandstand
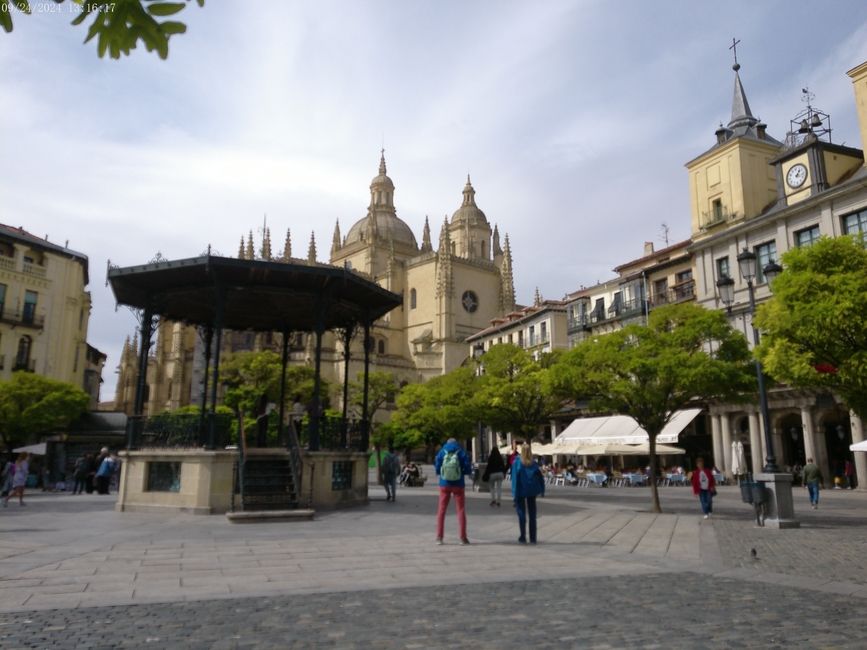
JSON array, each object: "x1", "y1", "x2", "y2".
[
  {"x1": 756, "y1": 471, "x2": 800, "y2": 529},
  {"x1": 116, "y1": 449, "x2": 371, "y2": 515}
]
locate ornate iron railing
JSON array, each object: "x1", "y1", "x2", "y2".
[{"x1": 126, "y1": 412, "x2": 234, "y2": 449}]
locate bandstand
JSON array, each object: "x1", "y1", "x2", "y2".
[{"x1": 107, "y1": 254, "x2": 402, "y2": 517}]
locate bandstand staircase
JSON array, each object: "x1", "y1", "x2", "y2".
[{"x1": 239, "y1": 457, "x2": 299, "y2": 511}]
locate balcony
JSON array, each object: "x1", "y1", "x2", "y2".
[
  {"x1": 649, "y1": 280, "x2": 695, "y2": 307},
  {"x1": 567, "y1": 316, "x2": 591, "y2": 333},
  {"x1": 0, "y1": 306, "x2": 45, "y2": 329},
  {"x1": 0, "y1": 256, "x2": 14, "y2": 272},
  {"x1": 22, "y1": 262, "x2": 46, "y2": 278}
]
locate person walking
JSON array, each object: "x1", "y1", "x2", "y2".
[
  {"x1": 1, "y1": 456, "x2": 15, "y2": 498},
  {"x1": 844, "y1": 459, "x2": 855, "y2": 490},
  {"x1": 482, "y1": 447, "x2": 506, "y2": 507},
  {"x1": 381, "y1": 446, "x2": 400, "y2": 502},
  {"x1": 803, "y1": 457, "x2": 824, "y2": 509},
  {"x1": 95, "y1": 451, "x2": 114, "y2": 495},
  {"x1": 434, "y1": 438, "x2": 472, "y2": 545},
  {"x1": 511, "y1": 443, "x2": 545, "y2": 544},
  {"x1": 691, "y1": 457, "x2": 716, "y2": 519},
  {"x1": 3, "y1": 453, "x2": 29, "y2": 507},
  {"x1": 72, "y1": 454, "x2": 89, "y2": 495}
]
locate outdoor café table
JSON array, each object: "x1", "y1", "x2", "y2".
[
  {"x1": 622, "y1": 472, "x2": 647, "y2": 486},
  {"x1": 666, "y1": 473, "x2": 687, "y2": 486},
  {"x1": 586, "y1": 472, "x2": 608, "y2": 486},
  {"x1": 713, "y1": 471, "x2": 725, "y2": 485}
]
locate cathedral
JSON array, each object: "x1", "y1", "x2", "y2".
[{"x1": 114, "y1": 152, "x2": 517, "y2": 416}]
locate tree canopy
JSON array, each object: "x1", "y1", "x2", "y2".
[
  {"x1": 474, "y1": 344, "x2": 562, "y2": 442},
  {"x1": 0, "y1": 372, "x2": 90, "y2": 451},
  {"x1": 392, "y1": 367, "x2": 478, "y2": 457},
  {"x1": 548, "y1": 303, "x2": 754, "y2": 512},
  {"x1": 1, "y1": 0, "x2": 203, "y2": 59},
  {"x1": 755, "y1": 235, "x2": 867, "y2": 420}
]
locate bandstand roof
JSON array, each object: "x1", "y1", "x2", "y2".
[{"x1": 107, "y1": 255, "x2": 402, "y2": 331}]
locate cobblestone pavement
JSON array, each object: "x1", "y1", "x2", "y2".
[
  {"x1": 0, "y1": 573, "x2": 862, "y2": 649},
  {"x1": 2, "y1": 481, "x2": 867, "y2": 647}
]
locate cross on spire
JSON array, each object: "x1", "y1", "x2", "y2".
[{"x1": 729, "y1": 37, "x2": 741, "y2": 70}]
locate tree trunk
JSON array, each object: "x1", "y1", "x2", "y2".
[{"x1": 649, "y1": 432, "x2": 662, "y2": 513}]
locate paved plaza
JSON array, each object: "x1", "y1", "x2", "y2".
[{"x1": 1, "y1": 474, "x2": 867, "y2": 648}]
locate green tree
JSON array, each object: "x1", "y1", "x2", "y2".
[
  {"x1": 755, "y1": 235, "x2": 867, "y2": 420},
  {"x1": 348, "y1": 370, "x2": 400, "y2": 427},
  {"x1": 0, "y1": 372, "x2": 90, "y2": 451},
  {"x1": 392, "y1": 367, "x2": 477, "y2": 460},
  {"x1": 474, "y1": 344, "x2": 562, "y2": 443},
  {"x1": 548, "y1": 303, "x2": 754, "y2": 513},
  {"x1": 219, "y1": 350, "x2": 325, "y2": 445},
  {"x1": 1, "y1": 0, "x2": 203, "y2": 59}
]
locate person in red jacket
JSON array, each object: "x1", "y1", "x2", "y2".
[{"x1": 691, "y1": 457, "x2": 716, "y2": 519}]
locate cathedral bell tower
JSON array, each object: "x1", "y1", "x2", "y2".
[{"x1": 448, "y1": 175, "x2": 492, "y2": 260}]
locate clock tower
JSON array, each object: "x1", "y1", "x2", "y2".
[
  {"x1": 685, "y1": 58, "x2": 784, "y2": 238},
  {"x1": 770, "y1": 90, "x2": 864, "y2": 208}
]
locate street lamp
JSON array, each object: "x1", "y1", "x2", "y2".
[
  {"x1": 716, "y1": 248, "x2": 782, "y2": 473},
  {"x1": 473, "y1": 342, "x2": 485, "y2": 463}
]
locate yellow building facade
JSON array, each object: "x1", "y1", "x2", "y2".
[
  {"x1": 115, "y1": 153, "x2": 517, "y2": 416},
  {"x1": 688, "y1": 57, "x2": 867, "y2": 486},
  {"x1": 0, "y1": 224, "x2": 103, "y2": 401}
]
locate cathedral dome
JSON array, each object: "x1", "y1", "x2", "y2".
[
  {"x1": 343, "y1": 151, "x2": 418, "y2": 249},
  {"x1": 344, "y1": 212, "x2": 418, "y2": 248},
  {"x1": 451, "y1": 176, "x2": 489, "y2": 226}
]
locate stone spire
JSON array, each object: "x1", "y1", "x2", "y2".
[
  {"x1": 245, "y1": 230, "x2": 254, "y2": 260},
  {"x1": 131, "y1": 332, "x2": 139, "y2": 358},
  {"x1": 421, "y1": 215, "x2": 432, "y2": 252},
  {"x1": 331, "y1": 219, "x2": 341, "y2": 256},
  {"x1": 436, "y1": 217, "x2": 454, "y2": 298},
  {"x1": 461, "y1": 174, "x2": 476, "y2": 207},
  {"x1": 728, "y1": 60, "x2": 757, "y2": 131},
  {"x1": 379, "y1": 148, "x2": 387, "y2": 175},
  {"x1": 493, "y1": 224, "x2": 502, "y2": 256},
  {"x1": 238, "y1": 236, "x2": 245, "y2": 259},
  {"x1": 500, "y1": 234, "x2": 516, "y2": 312},
  {"x1": 307, "y1": 231, "x2": 317, "y2": 263},
  {"x1": 283, "y1": 229, "x2": 292, "y2": 261},
  {"x1": 261, "y1": 227, "x2": 272, "y2": 261},
  {"x1": 534, "y1": 287, "x2": 542, "y2": 307}
]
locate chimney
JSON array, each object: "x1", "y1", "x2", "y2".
[
  {"x1": 644, "y1": 241, "x2": 654, "y2": 256},
  {"x1": 847, "y1": 60, "x2": 867, "y2": 164},
  {"x1": 756, "y1": 122, "x2": 767, "y2": 140}
]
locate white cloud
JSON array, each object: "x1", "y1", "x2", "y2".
[{"x1": 1, "y1": 0, "x2": 866, "y2": 398}]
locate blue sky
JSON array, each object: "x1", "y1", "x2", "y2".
[{"x1": 2, "y1": 0, "x2": 867, "y2": 398}]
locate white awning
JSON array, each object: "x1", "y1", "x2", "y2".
[
  {"x1": 13, "y1": 442, "x2": 47, "y2": 455},
  {"x1": 850, "y1": 440, "x2": 867, "y2": 452},
  {"x1": 554, "y1": 408, "x2": 703, "y2": 446}
]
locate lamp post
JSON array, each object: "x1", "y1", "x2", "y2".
[
  {"x1": 473, "y1": 342, "x2": 485, "y2": 463},
  {"x1": 716, "y1": 248, "x2": 782, "y2": 473}
]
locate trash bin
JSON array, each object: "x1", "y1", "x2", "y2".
[
  {"x1": 739, "y1": 481, "x2": 767, "y2": 505},
  {"x1": 751, "y1": 482, "x2": 768, "y2": 505}
]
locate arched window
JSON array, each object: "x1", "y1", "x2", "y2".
[
  {"x1": 410, "y1": 288, "x2": 417, "y2": 309},
  {"x1": 15, "y1": 335, "x2": 32, "y2": 370},
  {"x1": 377, "y1": 339, "x2": 386, "y2": 354}
]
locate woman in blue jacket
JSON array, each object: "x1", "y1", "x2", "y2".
[{"x1": 511, "y1": 443, "x2": 545, "y2": 544}]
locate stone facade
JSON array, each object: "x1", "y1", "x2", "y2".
[
  {"x1": 114, "y1": 153, "x2": 517, "y2": 419},
  {"x1": 0, "y1": 224, "x2": 104, "y2": 402},
  {"x1": 689, "y1": 58, "x2": 867, "y2": 487}
]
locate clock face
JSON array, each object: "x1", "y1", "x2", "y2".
[
  {"x1": 461, "y1": 290, "x2": 478, "y2": 313},
  {"x1": 786, "y1": 163, "x2": 808, "y2": 189}
]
